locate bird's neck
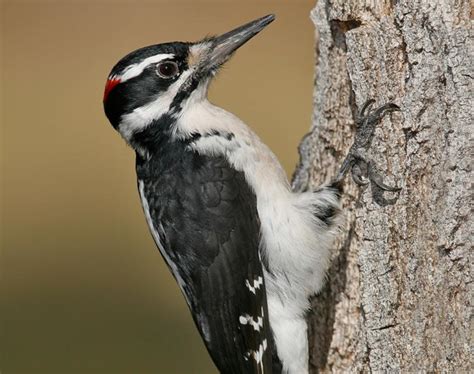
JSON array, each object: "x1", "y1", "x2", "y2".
[
  {"x1": 126, "y1": 98, "x2": 231, "y2": 157},
  {"x1": 127, "y1": 113, "x2": 176, "y2": 158},
  {"x1": 131, "y1": 99, "x2": 291, "y2": 201},
  {"x1": 179, "y1": 100, "x2": 291, "y2": 199}
]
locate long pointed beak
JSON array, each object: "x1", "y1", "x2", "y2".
[{"x1": 204, "y1": 14, "x2": 275, "y2": 69}]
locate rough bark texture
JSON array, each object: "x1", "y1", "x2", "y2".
[{"x1": 292, "y1": 0, "x2": 472, "y2": 372}]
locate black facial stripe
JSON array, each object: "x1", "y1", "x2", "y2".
[{"x1": 169, "y1": 74, "x2": 201, "y2": 115}]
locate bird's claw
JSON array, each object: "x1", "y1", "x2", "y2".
[
  {"x1": 350, "y1": 157, "x2": 369, "y2": 186},
  {"x1": 334, "y1": 100, "x2": 401, "y2": 192},
  {"x1": 368, "y1": 162, "x2": 402, "y2": 192}
]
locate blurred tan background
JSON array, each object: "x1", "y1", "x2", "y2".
[{"x1": 2, "y1": 1, "x2": 315, "y2": 373}]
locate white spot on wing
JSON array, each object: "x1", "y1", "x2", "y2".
[
  {"x1": 239, "y1": 307, "x2": 265, "y2": 332},
  {"x1": 245, "y1": 276, "x2": 263, "y2": 294},
  {"x1": 243, "y1": 339, "x2": 268, "y2": 368},
  {"x1": 252, "y1": 339, "x2": 268, "y2": 364}
]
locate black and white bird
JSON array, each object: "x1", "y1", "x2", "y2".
[{"x1": 103, "y1": 14, "x2": 399, "y2": 374}]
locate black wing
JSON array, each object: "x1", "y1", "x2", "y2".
[{"x1": 137, "y1": 151, "x2": 276, "y2": 373}]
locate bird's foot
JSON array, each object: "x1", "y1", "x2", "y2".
[{"x1": 333, "y1": 100, "x2": 401, "y2": 192}]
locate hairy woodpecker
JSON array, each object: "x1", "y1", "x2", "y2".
[{"x1": 103, "y1": 14, "x2": 399, "y2": 374}]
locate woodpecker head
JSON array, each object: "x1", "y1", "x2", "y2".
[{"x1": 103, "y1": 14, "x2": 274, "y2": 153}]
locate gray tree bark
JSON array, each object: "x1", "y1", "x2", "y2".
[{"x1": 291, "y1": 0, "x2": 472, "y2": 372}]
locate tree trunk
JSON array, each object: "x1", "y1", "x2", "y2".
[{"x1": 291, "y1": 0, "x2": 472, "y2": 372}]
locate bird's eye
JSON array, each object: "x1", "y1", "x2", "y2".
[{"x1": 156, "y1": 61, "x2": 180, "y2": 79}]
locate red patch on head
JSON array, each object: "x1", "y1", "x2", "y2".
[{"x1": 103, "y1": 77, "x2": 121, "y2": 102}]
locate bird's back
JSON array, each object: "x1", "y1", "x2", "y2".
[{"x1": 136, "y1": 139, "x2": 279, "y2": 373}]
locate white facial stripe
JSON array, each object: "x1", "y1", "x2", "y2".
[
  {"x1": 118, "y1": 69, "x2": 193, "y2": 141},
  {"x1": 117, "y1": 53, "x2": 174, "y2": 82}
]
